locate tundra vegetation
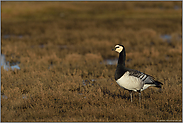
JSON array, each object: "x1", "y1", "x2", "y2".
[{"x1": 1, "y1": 1, "x2": 182, "y2": 122}]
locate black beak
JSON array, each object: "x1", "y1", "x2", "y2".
[{"x1": 112, "y1": 48, "x2": 115, "y2": 51}]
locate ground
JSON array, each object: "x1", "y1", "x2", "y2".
[{"x1": 1, "y1": 1, "x2": 182, "y2": 122}]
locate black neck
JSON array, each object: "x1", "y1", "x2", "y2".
[{"x1": 118, "y1": 49, "x2": 126, "y2": 66}]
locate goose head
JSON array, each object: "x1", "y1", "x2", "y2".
[{"x1": 112, "y1": 44, "x2": 124, "y2": 53}]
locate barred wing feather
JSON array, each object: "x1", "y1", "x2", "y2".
[{"x1": 128, "y1": 69, "x2": 155, "y2": 84}]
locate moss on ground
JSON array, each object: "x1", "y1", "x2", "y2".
[{"x1": 1, "y1": 1, "x2": 182, "y2": 122}]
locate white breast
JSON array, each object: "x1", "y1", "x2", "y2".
[{"x1": 116, "y1": 71, "x2": 144, "y2": 92}]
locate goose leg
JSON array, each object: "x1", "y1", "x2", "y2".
[
  {"x1": 129, "y1": 90, "x2": 132, "y2": 102},
  {"x1": 139, "y1": 92, "x2": 141, "y2": 104},
  {"x1": 137, "y1": 90, "x2": 141, "y2": 107}
]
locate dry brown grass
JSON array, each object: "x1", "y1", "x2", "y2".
[{"x1": 1, "y1": 1, "x2": 182, "y2": 122}]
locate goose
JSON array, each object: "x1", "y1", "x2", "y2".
[{"x1": 112, "y1": 44, "x2": 163, "y2": 103}]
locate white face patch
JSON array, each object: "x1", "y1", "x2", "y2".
[{"x1": 115, "y1": 45, "x2": 123, "y2": 53}]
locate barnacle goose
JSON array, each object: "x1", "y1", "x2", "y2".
[{"x1": 112, "y1": 44, "x2": 163, "y2": 103}]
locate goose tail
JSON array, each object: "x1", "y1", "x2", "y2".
[{"x1": 154, "y1": 81, "x2": 163, "y2": 88}]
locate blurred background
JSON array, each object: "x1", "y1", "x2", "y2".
[{"x1": 1, "y1": 1, "x2": 182, "y2": 122}]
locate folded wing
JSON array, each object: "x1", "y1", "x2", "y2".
[{"x1": 128, "y1": 69, "x2": 163, "y2": 91}]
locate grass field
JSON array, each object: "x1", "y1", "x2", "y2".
[{"x1": 1, "y1": 1, "x2": 182, "y2": 122}]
